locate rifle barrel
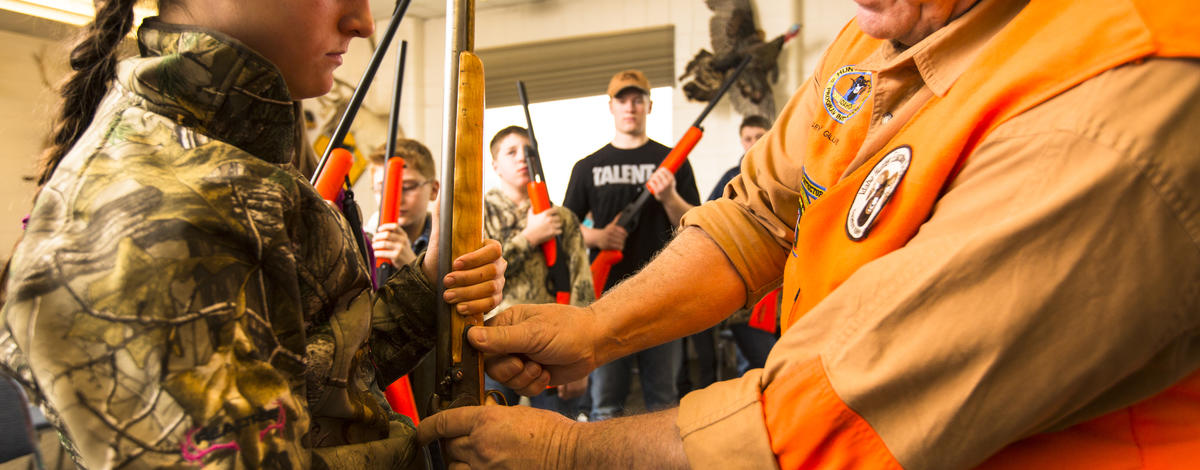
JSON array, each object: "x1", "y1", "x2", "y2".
[
  {"x1": 517, "y1": 81, "x2": 540, "y2": 150},
  {"x1": 516, "y1": 81, "x2": 547, "y2": 184},
  {"x1": 383, "y1": 40, "x2": 408, "y2": 168},
  {"x1": 691, "y1": 54, "x2": 753, "y2": 128},
  {"x1": 435, "y1": 0, "x2": 482, "y2": 415}
]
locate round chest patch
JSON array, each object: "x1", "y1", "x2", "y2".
[
  {"x1": 847, "y1": 146, "x2": 911, "y2": 241},
  {"x1": 823, "y1": 65, "x2": 873, "y2": 123}
]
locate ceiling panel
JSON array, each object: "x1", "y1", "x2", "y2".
[
  {"x1": 371, "y1": 0, "x2": 545, "y2": 20},
  {"x1": 478, "y1": 26, "x2": 675, "y2": 107}
]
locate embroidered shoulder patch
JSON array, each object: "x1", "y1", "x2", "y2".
[
  {"x1": 847, "y1": 146, "x2": 910, "y2": 241},
  {"x1": 791, "y1": 166, "x2": 828, "y2": 257},
  {"x1": 823, "y1": 65, "x2": 873, "y2": 123}
]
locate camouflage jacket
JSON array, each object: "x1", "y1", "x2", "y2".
[
  {"x1": 0, "y1": 21, "x2": 432, "y2": 469},
  {"x1": 483, "y1": 189, "x2": 594, "y2": 314}
]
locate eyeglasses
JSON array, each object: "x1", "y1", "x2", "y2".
[{"x1": 402, "y1": 180, "x2": 432, "y2": 192}]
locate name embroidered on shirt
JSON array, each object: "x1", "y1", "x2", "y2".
[
  {"x1": 823, "y1": 65, "x2": 873, "y2": 123},
  {"x1": 810, "y1": 121, "x2": 841, "y2": 145},
  {"x1": 592, "y1": 163, "x2": 658, "y2": 186}
]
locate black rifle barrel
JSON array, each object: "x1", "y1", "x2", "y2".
[
  {"x1": 691, "y1": 54, "x2": 753, "y2": 128},
  {"x1": 516, "y1": 81, "x2": 540, "y2": 150},
  {"x1": 516, "y1": 81, "x2": 547, "y2": 184},
  {"x1": 383, "y1": 40, "x2": 408, "y2": 173},
  {"x1": 376, "y1": 40, "x2": 408, "y2": 282}
]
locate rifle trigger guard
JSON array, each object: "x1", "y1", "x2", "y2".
[{"x1": 485, "y1": 389, "x2": 508, "y2": 406}]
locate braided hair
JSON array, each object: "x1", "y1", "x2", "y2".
[{"x1": 36, "y1": 0, "x2": 140, "y2": 186}]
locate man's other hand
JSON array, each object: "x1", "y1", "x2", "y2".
[
  {"x1": 418, "y1": 405, "x2": 577, "y2": 469},
  {"x1": 470, "y1": 303, "x2": 602, "y2": 396}
]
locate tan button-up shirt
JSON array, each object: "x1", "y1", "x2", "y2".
[{"x1": 678, "y1": 1, "x2": 1200, "y2": 468}]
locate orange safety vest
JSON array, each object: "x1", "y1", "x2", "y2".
[{"x1": 767, "y1": 0, "x2": 1200, "y2": 468}]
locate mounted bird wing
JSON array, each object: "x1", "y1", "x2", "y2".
[{"x1": 706, "y1": 0, "x2": 759, "y2": 61}]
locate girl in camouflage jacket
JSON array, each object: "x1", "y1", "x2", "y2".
[{"x1": 0, "y1": 1, "x2": 504, "y2": 468}]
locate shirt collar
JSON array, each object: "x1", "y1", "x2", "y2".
[
  {"x1": 413, "y1": 215, "x2": 432, "y2": 252},
  {"x1": 119, "y1": 18, "x2": 297, "y2": 165},
  {"x1": 859, "y1": 0, "x2": 1029, "y2": 97},
  {"x1": 485, "y1": 188, "x2": 531, "y2": 213}
]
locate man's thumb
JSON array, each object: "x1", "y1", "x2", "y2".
[{"x1": 468, "y1": 324, "x2": 533, "y2": 354}]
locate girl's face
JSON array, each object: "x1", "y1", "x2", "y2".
[{"x1": 163, "y1": 0, "x2": 375, "y2": 99}]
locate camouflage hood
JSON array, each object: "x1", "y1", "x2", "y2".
[{"x1": 126, "y1": 19, "x2": 297, "y2": 165}]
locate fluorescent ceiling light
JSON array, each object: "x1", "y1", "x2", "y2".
[{"x1": 0, "y1": 0, "x2": 155, "y2": 27}]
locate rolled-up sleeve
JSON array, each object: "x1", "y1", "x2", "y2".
[
  {"x1": 681, "y1": 75, "x2": 825, "y2": 306},
  {"x1": 677, "y1": 370, "x2": 778, "y2": 470}
]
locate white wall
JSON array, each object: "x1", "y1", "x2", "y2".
[
  {"x1": 801, "y1": 2, "x2": 859, "y2": 73},
  {"x1": 0, "y1": 30, "x2": 65, "y2": 258}
]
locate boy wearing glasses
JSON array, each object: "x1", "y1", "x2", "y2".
[{"x1": 369, "y1": 139, "x2": 440, "y2": 266}]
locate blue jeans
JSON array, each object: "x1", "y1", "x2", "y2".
[
  {"x1": 589, "y1": 339, "x2": 682, "y2": 421},
  {"x1": 678, "y1": 327, "x2": 718, "y2": 396},
  {"x1": 730, "y1": 324, "x2": 778, "y2": 374},
  {"x1": 484, "y1": 376, "x2": 520, "y2": 407},
  {"x1": 483, "y1": 376, "x2": 587, "y2": 419}
]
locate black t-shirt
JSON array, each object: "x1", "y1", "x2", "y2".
[{"x1": 563, "y1": 140, "x2": 701, "y2": 292}]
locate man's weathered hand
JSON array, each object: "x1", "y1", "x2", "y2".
[
  {"x1": 470, "y1": 303, "x2": 602, "y2": 396},
  {"x1": 417, "y1": 405, "x2": 578, "y2": 469}
]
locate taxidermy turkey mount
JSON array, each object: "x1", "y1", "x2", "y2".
[{"x1": 681, "y1": 0, "x2": 800, "y2": 120}]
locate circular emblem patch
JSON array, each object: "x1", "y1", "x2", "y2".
[
  {"x1": 846, "y1": 146, "x2": 911, "y2": 241},
  {"x1": 823, "y1": 65, "x2": 872, "y2": 123}
]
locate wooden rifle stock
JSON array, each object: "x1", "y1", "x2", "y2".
[{"x1": 434, "y1": 50, "x2": 485, "y2": 412}]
